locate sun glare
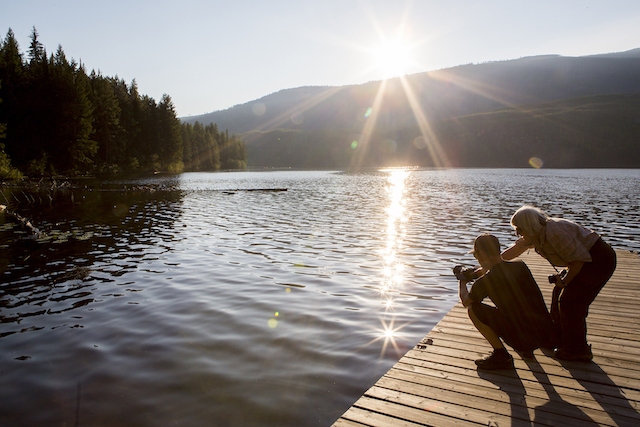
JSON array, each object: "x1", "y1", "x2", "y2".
[{"x1": 373, "y1": 39, "x2": 413, "y2": 79}]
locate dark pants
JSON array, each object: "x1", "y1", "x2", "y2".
[
  {"x1": 551, "y1": 238, "x2": 616, "y2": 352},
  {"x1": 471, "y1": 302, "x2": 552, "y2": 352}
]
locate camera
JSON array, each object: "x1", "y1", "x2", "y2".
[
  {"x1": 548, "y1": 269, "x2": 567, "y2": 284},
  {"x1": 453, "y1": 265, "x2": 481, "y2": 281}
]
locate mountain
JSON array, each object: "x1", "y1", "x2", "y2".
[
  {"x1": 181, "y1": 49, "x2": 640, "y2": 168},
  {"x1": 182, "y1": 49, "x2": 640, "y2": 133},
  {"x1": 239, "y1": 94, "x2": 640, "y2": 169}
]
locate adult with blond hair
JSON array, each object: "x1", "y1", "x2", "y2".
[{"x1": 502, "y1": 206, "x2": 617, "y2": 361}]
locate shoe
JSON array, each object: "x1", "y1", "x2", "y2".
[
  {"x1": 475, "y1": 351, "x2": 514, "y2": 370},
  {"x1": 554, "y1": 345, "x2": 593, "y2": 361}
]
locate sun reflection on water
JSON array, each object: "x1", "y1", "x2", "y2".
[
  {"x1": 372, "y1": 168, "x2": 413, "y2": 356},
  {"x1": 371, "y1": 317, "x2": 412, "y2": 358},
  {"x1": 379, "y1": 168, "x2": 409, "y2": 297}
]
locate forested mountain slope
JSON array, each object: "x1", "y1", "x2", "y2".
[{"x1": 183, "y1": 49, "x2": 640, "y2": 168}]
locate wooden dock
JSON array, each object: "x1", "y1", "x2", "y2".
[{"x1": 332, "y1": 249, "x2": 640, "y2": 427}]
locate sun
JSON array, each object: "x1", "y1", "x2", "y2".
[{"x1": 372, "y1": 38, "x2": 413, "y2": 79}]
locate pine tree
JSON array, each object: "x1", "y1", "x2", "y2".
[
  {"x1": 205, "y1": 123, "x2": 220, "y2": 170},
  {"x1": 0, "y1": 29, "x2": 28, "y2": 169},
  {"x1": 0, "y1": 27, "x2": 247, "y2": 176},
  {"x1": 0, "y1": 79, "x2": 21, "y2": 178},
  {"x1": 158, "y1": 94, "x2": 183, "y2": 172},
  {"x1": 68, "y1": 63, "x2": 97, "y2": 173},
  {"x1": 90, "y1": 71, "x2": 122, "y2": 173},
  {"x1": 27, "y1": 26, "x2": 44, "y2": 66}
]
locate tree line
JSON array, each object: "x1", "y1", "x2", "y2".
[{"x1": 0, "y1": 27, "x2": 246, "y2": 179}]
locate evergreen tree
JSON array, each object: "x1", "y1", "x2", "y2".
[
  {"x1": 68, "y1": 63, "x2": 97, "y2": 173},
  {"x1": 0, "y1": 27, "x2": 247, "y2": 177},
  {"x1": 204, "y1": 123, "x2": 220, "y2": 171},
  {"x1": 111, "y1": 78, "x2": 141, "y2": 171},
  {"x1": 27, "y1": 26, "x2": 44, "y2": 66},
  {"x1": 0, "y1": 29, "x2": 26, "y2": 165},
  {"x1": 158, "y1": 94, "x2": 183, "y2": 172},
  {"x1": 180, "y1": 123, "x2": 196, "y2": 170},
  {"x1": 0, "y1": 79, "x2": 22, "y2": 178},
  {"x1": 90, "y1": 71, "x2": 122, "y2": 173}
]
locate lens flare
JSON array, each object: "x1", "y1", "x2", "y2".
[
  {"x1": 383, "y1": 139, "x2": 397, "y2": 153},
  {"x1": 291, "y1": 112, "x2": 304, "y2": 124},
  {"x1": 252, "y1": 103, "x2": 266, "y2": 116},
  {"x1": 529, "y1": 157, "x2": 544, "y2": 168},
  {"x1": 412, "y1": 136, "x2": 427, "y2": 149},
  {"x1": 368, "y1": 317, "x2": 412, "y2": 358}
]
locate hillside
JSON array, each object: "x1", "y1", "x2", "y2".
[
  {"x1": 182, "y1": 49, "x2": 640, "y2": 135},
  {"x1": 240, "y1": 94, "x2": 640, "y2": 169},
  {"x1": 182, "y1": 49, "x2": 640, "y2": 169}
]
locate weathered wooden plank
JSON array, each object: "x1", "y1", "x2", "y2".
[
  {"x1": 348, "y1": 396, "x2": 479, "y2": 427},
  {"x1": 384, "y1": 367, "x2": 640, "y2": 421},
  {"x1": 416, "y1": 330, "x2": 640, "y2": 368},
  {"x1": 423, "y1": 327, "x2": 640, "y2": 366},
  {"x1": 338, "y1": 405, "x2": 429, "y2": 427},
  {"x1": 399, "y1": 351, "x2": 640, "y2": 400},
  {"x1": 365, "y1": 386, "x2": 516, "y2": 426},
  {"x1": 406, "y1": 344, "x2": 640, "y2": 383},
  {"x1": 435, "y1": 317, "x2": 640, "y2": 344},
  {"x1": 373, "y1": 376, "x2": 631, "y2": 427},
  {"x1": 331, "y1": 418, "x2": 369, "y2": 427},
  {"x1": 446, "y1": 306, "x2": 640, "y2": 331},
  {"x1": 444, "y1": 308, "x2": 640, "y2": 335}
]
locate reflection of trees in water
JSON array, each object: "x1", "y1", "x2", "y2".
[{"x1": 0, "y1": 187, "x2": 184, "y2": 332}]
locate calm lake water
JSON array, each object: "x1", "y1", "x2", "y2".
[{"x1": 1, "y1": 169, "x2": 639, "y2": 426}]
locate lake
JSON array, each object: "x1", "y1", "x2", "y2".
[{"x1": 1, "y1": 168, "x2": 639, "y2": 426}]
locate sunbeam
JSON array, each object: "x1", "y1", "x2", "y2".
[
  {"x1": 248, "y1": 87, "x2": 343, "y2": 132},
  {"x1": 350, "y1": 79, "x2": 388, "y2": 169},
  {"x1": 398, "y1": 75, "x2": 452, "y2": 168}
]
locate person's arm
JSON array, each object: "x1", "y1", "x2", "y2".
[
  {"x1": 501, "y1": 237, "x2": 533, "y2": 261},
  {"x1": 459, "y1": 280, "x2": 473, "y2": 307},
  {"x1": 553, "y1": 260, "x2": 584, "y2": 288}
]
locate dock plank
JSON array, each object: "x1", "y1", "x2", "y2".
[{"x1": 331, "y1": 250, "x2": 640, "y2": 426}]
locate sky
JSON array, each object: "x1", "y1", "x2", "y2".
[{"x1": 2, "y1": 0, "x2": 640, "y2": 118}]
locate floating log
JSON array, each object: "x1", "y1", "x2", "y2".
[
  {"x1": 219, "y1": 188, "x2": 288, "y2": 192},
  {"x1": 0, "y1": 204, "x2": 44, "y2": 238}
]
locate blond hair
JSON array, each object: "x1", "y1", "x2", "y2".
[{"x1": 510, "y1": 206, "x2": 549, "y2": 239}]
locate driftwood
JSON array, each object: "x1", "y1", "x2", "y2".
[
  {"x1": 219, "y1": 188, "x2": 288, "y2": 193},
  {"x1": 0, "y1": 204, "x2": 44, "y2": 238}
]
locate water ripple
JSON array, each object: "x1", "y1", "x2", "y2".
[{"x1": 0, "y1": 169, "x2": 638, "y2": 426}]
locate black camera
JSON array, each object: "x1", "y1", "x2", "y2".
[
  {"x1": 548, "y1": 269, "x2": 567, "y2": 284},
  {"x1": 453, "y1": 265, "x2": 480, "y2": 281}
]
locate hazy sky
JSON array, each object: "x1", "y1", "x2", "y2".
[{"x1": 3, "y1": 0, "x2": 640, "y2": 117}]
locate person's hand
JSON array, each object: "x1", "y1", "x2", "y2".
[
  {"x1": 515, "y1": 237, "x2": 533, "y2": 247},
  {"x1": 553, "y1": 275, "x2": 568, "y2": 288}
]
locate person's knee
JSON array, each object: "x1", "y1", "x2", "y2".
[
  {"x1": 468, "y1": 305, "x2": 481, "y2": 325},
  {"x1": 468, "y1": 305, "x2": 489, "y2": 329}
]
